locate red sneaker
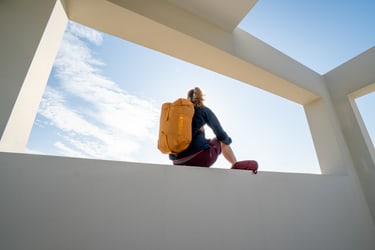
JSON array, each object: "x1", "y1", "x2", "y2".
[{"x1": 231, "y1": 160, "x2": 258, "y2": 174}]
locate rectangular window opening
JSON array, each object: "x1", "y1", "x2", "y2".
[{"x1": 26, "y1": 21, "x2": 321, "y2": 174}]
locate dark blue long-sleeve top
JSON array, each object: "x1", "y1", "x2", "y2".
[{"x1": 169, "y1": 106, "x2": 232, "y2": 160}]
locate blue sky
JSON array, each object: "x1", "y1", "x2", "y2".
[
  {"x1": 240, "y1": 0, "x2": 375, "y2": 74},
  {"x1": 27, "y1": 1, "x2": 375, "y2": 174}
]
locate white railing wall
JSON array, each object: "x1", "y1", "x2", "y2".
[{"x1": 1, "y1": 152, "x2": 374, "y2": 250}]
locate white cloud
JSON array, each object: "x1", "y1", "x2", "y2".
[
  {"x1": 54, "y1": 141, "x2": 88, "y2": 159},
  {"x1": 36, "y1": 22, "x2": 159, "y2": 161},
  {"x1": 39, "y1": 88, "x2": 103, "y2": 137},
  {"x1": 25, "y1": 148, "x2": 47, "y2": 156},
  {"x1": 67, "y1": 22, "x2": 103, "y2": 46}
]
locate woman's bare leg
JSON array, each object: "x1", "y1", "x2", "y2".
[{"x1": 221, "y1": 142, "x2": 237, "y2": 165}]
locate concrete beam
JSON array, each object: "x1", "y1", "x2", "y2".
[
  {"x1": 110, "y1": 0, "x2": 258, "y2": 32},
  {"x1": 66, "y1": 0, "x2": 320, "y2": 105}
]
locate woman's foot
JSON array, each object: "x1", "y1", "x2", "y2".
[{"x1": 231, "y1": 160, "x2": 258, "y2": 174}]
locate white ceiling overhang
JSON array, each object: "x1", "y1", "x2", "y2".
[{"x1": 167, "y1": 0, "x2": 257, "y2": 31}]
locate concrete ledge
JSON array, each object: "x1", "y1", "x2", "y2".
[{"x1": 1, "y1": 152, "x2": 374, "y2": 250}]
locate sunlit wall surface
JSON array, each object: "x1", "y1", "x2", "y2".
[{"x1": 355, "y1": 91, "x2": 375, "y2": 148}]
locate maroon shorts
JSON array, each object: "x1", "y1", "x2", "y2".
[{"x1": 173, "y1": 139, "x2": 222, "y2": 167}]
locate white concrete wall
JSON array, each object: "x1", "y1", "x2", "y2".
[
  {"x1": 0, "y1": 152, "x2": 374, "y2": 250},
  {"x1": 0, "y1": 0, "x2": 67, "y2": 152},
  {"x1": 0, "y1": 0, "x2": 54, "y2": 137},
  {"x1": 324, "y1": 47, "x2": 375, "y2": 226},
  {"x1": 1, "y1": 1, "x2": 375, "y2": 249}
]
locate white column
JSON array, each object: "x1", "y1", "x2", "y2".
[
  {"x1": 0, "y1": 0, "x2": 68, "y2": 152},
  {"x1": 304, "y1": 97, "x2": 353, "y2": 175},
  {"x1": 324, "y1": 49, "x2": 375, "y2": 220}
]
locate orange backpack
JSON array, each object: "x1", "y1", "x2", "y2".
[{"x1": 157, "y1": 98, "x2": 195, "y2": 154}]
